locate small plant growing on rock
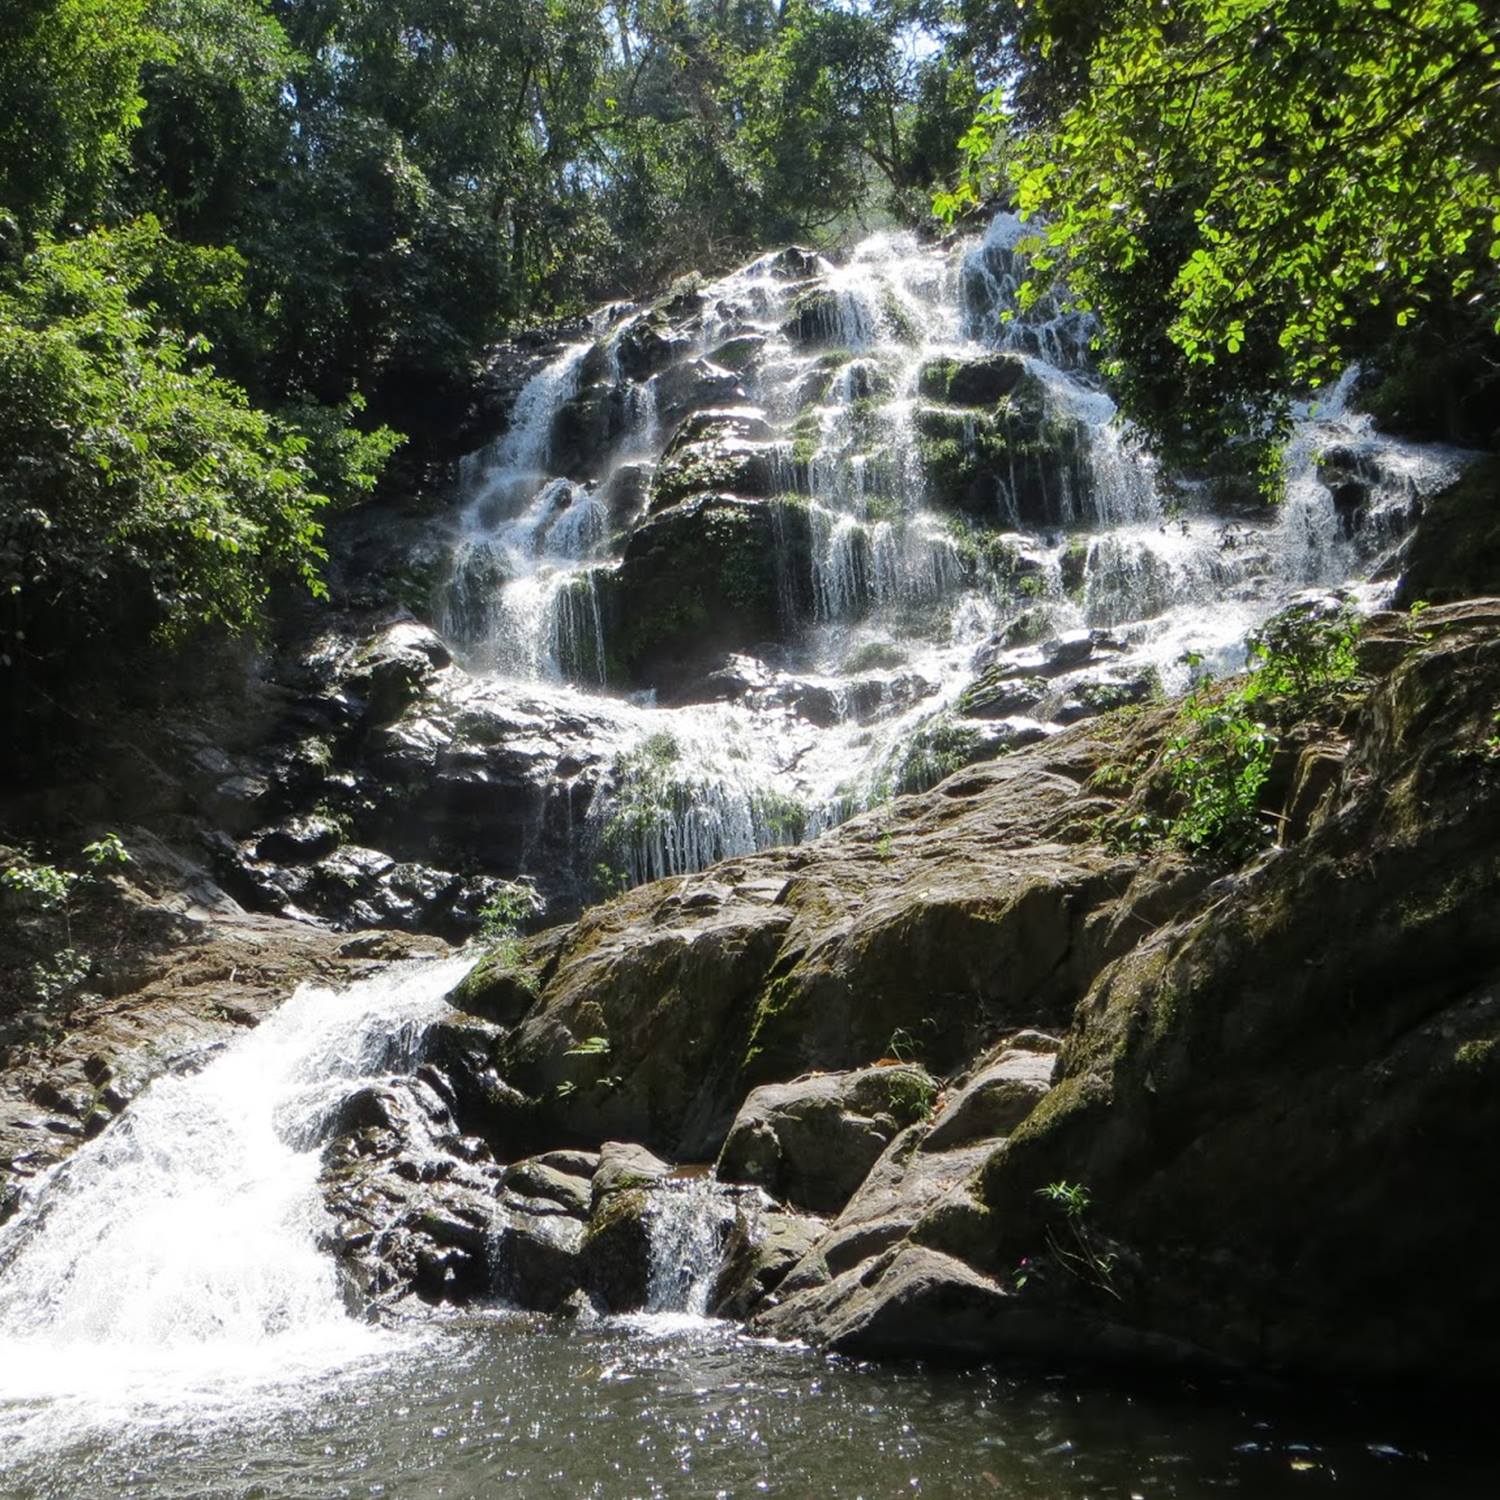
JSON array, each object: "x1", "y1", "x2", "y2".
[
  {"x1": 1162, "y1": 693, "x2": 1276, "y2": 858},
  {"x1": 1155, "y1": 603, "x2": 1366, "y2": 859},
  {"x1": 1, "y1": 833, "x2": 132, "y2": 1037},
  {"x1": 1036, "y1": 1180, "x2": 1122, "y2": 1301},
  {"x1": 1242, "y1": 603, "x2": 1360, "y2": 713}
]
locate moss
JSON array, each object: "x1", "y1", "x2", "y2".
[
  {"x1": 1454, "y1": 1038, "x2": 1497, "y2": 1070},
  {"x1": 450, "y1": 940, "x2": 544, "y2": 1025},
  {"x1": 882, "y1": 713, "x2": 986, "y2": 797},
  {"x1": 873, "y1": 1068, "x2": 938, "y2": 1125},
  {"x1": 843, "y1": 641, "x2": 908, "y2": 674},
  {"x1": 743, "y1": 972, "x2": 802, "y2": 1072},
  {"x1": 917, "y1": 357, "x2": 963, "y2": 402}
]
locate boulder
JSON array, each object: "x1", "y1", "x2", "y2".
[
  {"x1": 917, "y1": 353, "x2": 1027, "y2": 406},
  {"x1": 501, "y1": 1159, "x2": 593, "y2": 1218},
  {"x1": 490, "y1": 1212, "x2": 588, "y2": 1311},
  {"x1": 715, "y1": 1065, "x2": 937, "y2": 1214},
  {"x1": 711, "y1": 1204, "x2": 827, "y2": 1318},
  {"x1": 922, "y1": 1044, "x2": 1056, "y2": 1152},
  {"x1": 592, "y1": 1140, "x2": 672, "y2": 1203}
]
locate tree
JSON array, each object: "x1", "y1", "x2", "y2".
[
  {"x1": 940, "y1": 0, "x2": 1500, "y2": 477},
  {"x1": 0, "y1": 0, "x2": 161, "y2": 236},
  {"x1": 0, "y1": 219, "x2": 396, "y2": 673}
]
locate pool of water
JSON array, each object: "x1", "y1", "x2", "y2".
[{"x1": 1, "y1": 1311, "x2": 1489, "y2": 1500}]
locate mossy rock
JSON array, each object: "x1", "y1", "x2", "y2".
[
  {"x1": 448, "y1": 941, "x2": 545, "y2": 1025},
  {"x1": 597, "y1": 496, "x2": 813, "y2": 693},
  {"x1": 918, "y1": 353, "x2": 1027, "y2": 405},
  {"x1": 784, "y1": 287, "x2": 848, "y2": 347},
  {"x1": 710, "y1": 334, "x2": 766, "y2": 372},
  {"x1": 915, "y1": 380, "x2": 1091, "y2": 526}
]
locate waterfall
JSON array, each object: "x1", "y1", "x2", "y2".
[
  {"x1": 0, "y1": 959, "x2": 469, "y2": 1434},
  {"x1": 425, "y1": 210, "x2": 1470, "y2": 892},
  {"x1": 643, "y1": 1176, "x2": 735, "y2": 1318}
]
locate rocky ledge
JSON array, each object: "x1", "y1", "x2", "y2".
[{"x1": 324, "y1": 599, "x2": 1500, "y2": 1384}]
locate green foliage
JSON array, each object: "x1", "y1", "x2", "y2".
[
  {"x1": 1037, "y1": 1180, "x2": 1092, "y2": 1219},
  {"x1": 1, "y1": 834, "x2": 131, "y2": 1019},
  {"x1": 477, "y1": 882, "x2": 538, "y2": 941},
  {"x1": 1162, "y1": 693, "x2": 1276, "y2": 859},
  {"x1": 940, "y1": 0, "x2": 1500, "y2": 480},
  {"x1": 0, "y1": 220, "x2": 337, "y2": 662},
  {"x1": 1035, "y1": 1178, "x2": 1121, "y2": 1299},
  {"x1": 1162, "y1": 604, "x2": 1364, "y2": 857},
  {"x1": 82, "y1": 832, "x2": 132, "y2": 868},
  {"x1": 1242, "y1": 604, "x2": 1361, "y2": 711},
  {"x1": 0, "y1": 858, "x2": 75, "y2": 909},
  {"x1": 0, "y1": 0, "x2": 162, "y2": 236}
]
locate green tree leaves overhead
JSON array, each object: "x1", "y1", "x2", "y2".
[{"x1": 940, "y1": 0, "x2": 1500, "y2": 474}]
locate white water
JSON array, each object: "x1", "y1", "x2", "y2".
[
  {"x1": 434, "y1": 216, "x2": 1473, "y2": 889},
  {"x1": 0, "y1": 958, "x2": 469, "y2": 1460}
]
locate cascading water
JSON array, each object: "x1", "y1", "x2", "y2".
[
  {"x1": 434, "y1": 215, "x2": 1474, "y2": 892},
  {"x1": 0, "y1": 958, "x2": 469, "y2": 1458},
  {"x1": 640, "y1": 1176, "x2": 738, "y2": 1321}
]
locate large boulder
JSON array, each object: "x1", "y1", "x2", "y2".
[
  {"x1": 597, "y1": 494, "x2": 808, "y2": 693},
  {"x1": 715, "y1": 1064, "x2": 938, "y2": 1214}
]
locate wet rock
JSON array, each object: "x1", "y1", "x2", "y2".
[
  {"x1": 346, "y1": 621, "x2": 453, "y2": 727},
  {"x1": 650, "y1": 411, "x2": 782, "y2": 511},
  {"x1": 914, "y1": 374, "x2": 1092, "y2": 526},
  {"x1": 651, "y1": 359, "x2": 748, "y2": 430},
  {"x1": 711, "y1": 1203, "x2": 827, "y2": 1318},
  {"x1": 581, "y1": 1185, "x2": 654, "y2": 1311},
  {"x1": 766, "y1": 246, "x2": 821, "y2": 280},
  {"x1": 599, "y1": 461, "x2": 652, "y2": 526},
  {"x1": 491, "y1": 1211, "x2": 588, "y2": 1311},
  {"x1": 593, "y1": 1140, "x2": 672, "y2": 1203},
  {"x1": 253, "y1": 815, "x2": 342, "y2": 864},
  {"x1": 917, "y1": 352, "x2": 1027, "y2": 406},
  {"x1": 600, "y1": 494, "x2": 796, "y2": 693},
  {"x1": 715, "y1": 1065, "x2": 938, "y2": 1215},
  {"x1": 783, "y1": 287, "x2": 846, "y2": 346},
  {"x1": 959, "y1": 668, "x2": 1048, "y2": 719},
  {"x1": 551, "y1": 381, "x2": 631, "y2": 477},
  {"x1": 502, "y1": 1159, "x2": 593, "y2": 1218},
  {"x1": 614, "y1": 313, "x2": 691, "y2": 381}
]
